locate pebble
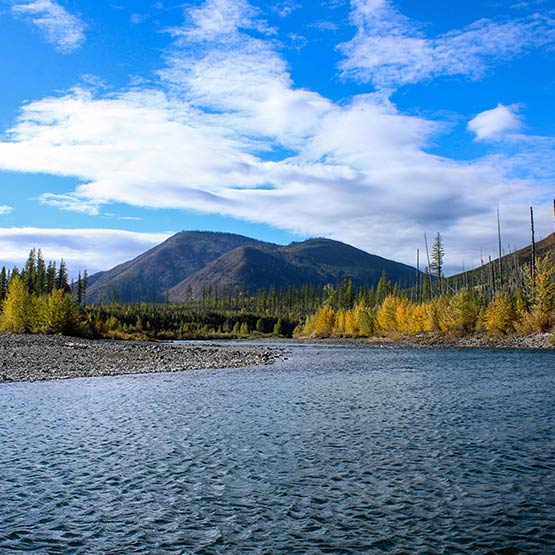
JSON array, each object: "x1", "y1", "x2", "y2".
[{"x1": 0, "y1": 334, "x2": 281, "y2": 383}]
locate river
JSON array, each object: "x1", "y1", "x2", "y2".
[{"x1": 1, "y1": 343, "x2": 554, "y2": 554}]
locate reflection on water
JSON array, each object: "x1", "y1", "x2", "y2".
[{"x1": 1, "y1": 345, "x2": 554, "y2": 554}]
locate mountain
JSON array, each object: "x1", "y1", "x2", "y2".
[
  {"x1": 84, "y1": 231, "x2": 267, "y2": 303},
  {"x1": 167, "y1": 238, "x2": 419, "y2": 301},
  {"x1": 85, "y1": 231, "x2": 422, "y2": 304}
]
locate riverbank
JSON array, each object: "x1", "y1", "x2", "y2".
[
  {"x1": 391, "y1": 331, "x2": 554, "y2": 349},
  {"x1": 291, "y1": 331, "x2": 554, "y2": 349},
  {"x1": 0, "y1": 334, "x2": 281, "y2": 383}
]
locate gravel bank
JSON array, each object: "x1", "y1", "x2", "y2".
[
  {"x1": 295, "y1": 332, "x2": 554, "y2": 349},
  {"x1": 0, "y1": 334, "x2": 281, "y2": 383}
]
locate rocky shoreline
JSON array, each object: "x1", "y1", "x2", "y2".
[
  {"x1": 293, "y1": 332, "x2": 554, "y2": 350},
  {"x1": 0, "y1": 334, "x2": 281, "y2": 384},
  {"x1": 390, "y1": 331, "x2": 555, "y2": 349},
  {"x1": 1, "y1": 331, "x2": 552, "y2": 384}
]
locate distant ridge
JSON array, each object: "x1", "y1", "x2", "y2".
[
  {"x1": 446, "y1": 232, "x2": 555, "y2": 287},
  {"x1": 85, "y1": 231, "x2": 266, "y2": 303},
  {"x1": 85, "y1": 231, "x2": 422, "y2": 304}
]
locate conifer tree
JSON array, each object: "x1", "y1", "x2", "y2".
[
  {"x1": 82, "y1": 269, "x2": 88, "y2": 304},
  {"x1": 375, "y1": 272, "x2": 392, "y2": 306},
  {"x1": 430, "y1": 232, "x2": 445, "y2": 294},
  {"x1": 56, "y1": 259, "x2": 69, "y2": 291},
  {"x1": 22, "y1": 248, "x2": 37, "y2": 293},
  {"x1": 0, "y1": 266, "x2": 7, "y2": 301},
  {"x1": 46, "y1": 261, "x2": 57, "y2": 292},
  {"x1": 36, "y1": 249, "x2": 47, "y2": 294}
]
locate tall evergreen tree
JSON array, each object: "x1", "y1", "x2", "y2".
[
  {"x1": 430, "y1": 232, "x2": 445, "y2": 295},
  {"x1": 0, "y1": 266, "x2": 7, "y2": 301},
  {"x1": 46, "y1": 261, "x2": 57, "y2": 292},
  {"x1": 22, "y1": 248, "x2": 37, "y2": 293},
  {"x1": 375, "y1": 271, "x2": 392, "y2": 306},
  {"x1": 36, "y1": 249, "x2": 47, "y2": 294},
  {"x1": 82, "y1": 269, "x2": 88, "y2": 304},
  {"x1": 430, "y1": 232, "x2": 444, "y2": 280},
  {"x1": 56, "y1": 259, "x2": 69, "y2": 291}
]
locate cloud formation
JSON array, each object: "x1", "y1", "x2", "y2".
[
  {"x1": 468, "y1": 104, "x2": 522, "y2": 141},
  {"x1": 10, "y1": 0, "x2": 85, "y2": 53},
  {"x1": 0, "y1": 205, "x2": 14, "y2": 215},
  {"x1": 339, "y1": 0, "x2": 555, "y2": 87},
  {"x1": 0, "y1": 228, "x2": 171, "y2": 276},
  {"x1": 0, "y1": 0, "x2": 553, "y2": 273}
]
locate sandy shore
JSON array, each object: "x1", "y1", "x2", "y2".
[{"x1": 0, "y1": 334, "x2": 281, "y2": 383}]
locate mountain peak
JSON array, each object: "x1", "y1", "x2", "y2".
[{"x1": 85, "y1": 231, "x2": 420, "y2": 303}]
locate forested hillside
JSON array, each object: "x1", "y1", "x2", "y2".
[{"x1": 84, "y1": 231, "x2": 423, "y2": 304}]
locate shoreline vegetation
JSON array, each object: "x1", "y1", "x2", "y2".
[{"x1": 0, "y1": 248, "x2": 553, "y2": 375}]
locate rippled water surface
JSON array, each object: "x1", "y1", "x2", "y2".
[{"x1": 1, "y1": 344, "x2": 555, "y2": 554}]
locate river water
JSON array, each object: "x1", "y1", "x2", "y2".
[{"x1": 1, "y1": 343, "x2": 554, "y2": 554}]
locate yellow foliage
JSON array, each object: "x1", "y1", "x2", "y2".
[
  {"x1": 482, "y1": 292, "x2": 517, "y2": 336},
  {"x1": 411, "y1": 304, "x2": 429, "y2": 333},
  {"x1": 333, "y1": 310, "x2": 346, "y2": 336},
  {"x1": 0, "y1": 276, "x2": 36, "y2": 333},
  {"x1": 375, "y1": 295, "x2": 402, "y2": 334},
  {"x1": 438, "y1": 290, "x2": 481, "y2": 336},
  {"x1": 395, "y1": 299, "x2": 414, "y2": 335},
  {"x1": 519, "y1": 257, "x2": 555, "y2": 332},
  {"x1": 312, "y1": 305, "x2": 336, "y2": 337},
  {"x1": 515, "y1": 307, "x2": 552, "y2": 335},
  {"x1": 344, "y1": 310, "x2": 358, "y2": 336},
  {"x1": 36, "y1": 289, "x2": 85, "y2": 335},
  {"x1": 354, "y1": 301, "x2": 374, "y2": 335}
]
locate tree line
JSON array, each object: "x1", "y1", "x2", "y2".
[
  {"x1": 1, "y1": 243, "x2": 553, "y2": 341},
  {"x1": 296, "y1": 256, "x2": 555, "y2": 339},
  {"x1": 0, "y1": 249, "x2": 88, "y2": 335}
]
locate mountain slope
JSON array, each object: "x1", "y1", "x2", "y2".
[
  {"x1": 85, "y1": 231, "x2": 268, "y2": 303},
  {"x1": 166, "y1": 238, "x2": 420, "y2": 301},
  {"x1": 446, "y1": 232, "x2": 555, "y2": 287}
]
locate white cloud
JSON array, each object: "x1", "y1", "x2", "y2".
[
  {"x1": 39, "y1": 193, "x2": 100, "y2": 215},
  {"x1": 0, "y1": 228, "x2": 171, "y2": 276},
  {"x1": 272, "y1": 0, "x2": 301, "y2": 18},
  {"x1": 0, "y1": 0, "x2": 553, "y2": 274},
  {"x1": 11, "y1": 0, "x2": 85, "y2": 53},
  {"x1": 467, "y1": 104, "x2": 522, "y2": 140},
  {"x1": 130, "y1": 13, "x2": 147, "y2": 25},
  {"x1": 339, "y1": 0, "x2": 555, "y2": 87},
  {"x1": 0, "y1": 205, "x2": 14, "y2": 215}
]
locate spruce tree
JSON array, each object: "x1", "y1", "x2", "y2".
[
  {"x1": 56, "y1": 259, "x2": 69, "y2": 291},
  {"x1": 375, "y1": 272, "x2": 392, "y2": 306},
  {"x1": 430, "y1": 232, "x2": 445, "y2": 294},
  {"x1": 0, "y1": 266, "x2": 7, "y2": 301},
  {"x1": 36, "y1": 249, "x2": 47, "y2": 294},
  {"x1": 22, "y1": 248, "x2": 37, "y2": 293},
  {"x1": 46, "y1": 261, "x2": 57, "y2": 292}
]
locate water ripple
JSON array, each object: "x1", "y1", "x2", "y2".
[{"x1": 1, "y1": 346, "x2": 554, "y2": 554}]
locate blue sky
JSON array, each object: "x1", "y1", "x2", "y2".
[{"x1": 0, "y1": 0, "x2": 554, "y2": 276}]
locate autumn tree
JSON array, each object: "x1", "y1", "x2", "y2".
[
  {"x1": 36, "y1": 289, "x2": 86, "y2": 335},
  {"x1": 0, "y1": 275, "x2": 35, "y2": 333}
]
